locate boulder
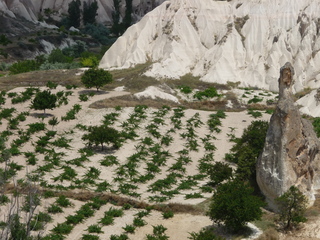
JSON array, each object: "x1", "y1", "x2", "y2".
[{"x1": 256, "y1": 62, "x2": 320, "y2": 211}]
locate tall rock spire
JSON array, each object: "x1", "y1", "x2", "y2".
[{"x1": 256, "y1": 62, "x2": 320, "y2": 211}]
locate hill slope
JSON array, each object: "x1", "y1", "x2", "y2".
[{"x1": 100, "y1": 0, "x2": 320, "y2": 93}]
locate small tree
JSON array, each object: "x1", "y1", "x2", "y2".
[
  {"x1": 83, "y1": 0, "x2": 98, "y2": 25},
  {"x1": 207, "y1": 162, "x2": 233, "y2": 187},
  {"x1": 207, "y1": 179, "x2": 265, "y2": 232},
  {"x1": 275, "y1": 186, "x2": 308, "y2": 230},
  {"x1": 31, "y1": 90, "x2": 57, "y2": 114},
  {"x1": 111, "y1": 0, "x2": 122, "y2": 36},
  {"x1": 81, "y1": 68, "x2": 113, "y2": 91},
  {"x1": 227, "y1": 120, "x2": 269, "y2": 183},
  {"x1": 82, "y1": 125, "x2": 122, "y2": 150},
  {"x1": 68, "y1": 0, "x2": 81, "y2": 28}
]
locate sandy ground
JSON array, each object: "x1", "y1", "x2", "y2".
[{"x1": 1, "y1": 85, "x2": 319, "y2": 239}]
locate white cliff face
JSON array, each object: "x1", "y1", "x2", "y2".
[
  {"x1": 100, "y1": 0, "x2": 320, "y2": 93},
  {"x1": 0, "y1": 0, "x2": 165, "y2": 24}
]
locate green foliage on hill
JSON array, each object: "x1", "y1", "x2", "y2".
[
  {"x1": 275, "y1": 186, "x2": 308, "y2": 230},
  {"x1": 82, "y1": 125, "x2": 122, "y2": 150},
  {"x1": 81, "y1": 68, "x2": 113, "y2": 91},
  {"x1": 31, "y1": 90, "x2": 57, "y2": 113},
  {"x1": 207, "y1": 179, "x2": 265, "y2": 232},
  {"x1": 226, "y1": 120, "x2": 269, "y2": 182}
]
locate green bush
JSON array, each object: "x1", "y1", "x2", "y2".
[
  {"x1": 87, "y1": 224, "x2": 103, "y2": 233},
  {"x1": 99, "y1": 215, "x2": 114, "y2": 225},
  {"x1": 123, "y1": 224, "x2": 135, "y2": 233},
  {"x1": 9, "y1": 60, "x2": 41, "y2": 74},
  {"x1": 52, "y1": 223, "x2": 73, "y2": 235},
  {"x1": 48, "y1": 49, "x2": 73, "y2": 63},
  {"x1": 162, "y1": 210, "x2": 174, "y2": 219},
  {"x1": 27, "y1": 122, "x2": 46, "y2": 134},
  {"x1": 208, "y1": 179, "x2": 265, "y2": 232},
  {"x1": 178, "y1": 85, "x2": 192, "y2": 94},
  {"x1": 56, "y1": 195, "x2": 72, "y2": 207},
  {"x1": 48, "y1": 204, "x2": 63, "y2": 213},
  {"x1": 83, "y1": 23, "x2": 115, "y2": 45},
  {"x1": 227, "y1": 120, "x2": 269, "y2": 182},
  {"x1": 46, "y1": 81, "x2": 58, "y2": 89},
  {"x1": 312, "y1": 117, "x2": 320, "y2": 137},
  {"x1": 275, "y1": 186, "x2": 307, "y2": 230},
  {"x1": 248, "y1": 95, "x2": 263, "y2": 104},
  {"x1": 81, "y1": 68, "x2": 113, "y2": 91},
  {"x1": 31, "y1": 90, "x2": 57, "y2": 113},
  {"x1": 82, "y1": 235, "x2": 99, "y2": 240},
  {"x1": 110, "y1": 234, "x2": 129, "y2": 240},
  {"x1": 193, "y1": 87, "x2": 220, "y2": 100},
  {"x1": 0, "y1": 194, "x2": 9, "y2": 205},
  {"x1": 82, "y1": 125, "x2": 122, "y2": 150},
  {"x1": 133, "y1": 217, "x2": 146, "y2": 227}
]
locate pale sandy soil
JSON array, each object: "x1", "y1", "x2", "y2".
[{"x1": 1, "y1": 85, "x2": 319, "y2": 240}]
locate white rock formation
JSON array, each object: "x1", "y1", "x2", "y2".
[
  {"x1": 0, "y1": 0, "x2": 165, "y2": 24},
  {"x1": 256, "y1": 62, "x2": 320, "y2": 211},
  {"x1": 100, "y1": 0, "x2": 320, "y2": 93}
]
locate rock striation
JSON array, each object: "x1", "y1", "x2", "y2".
[
  {"x1": 100, "y1": 0, "x2": 320, "y2": 93},
  {"x1": 0, "y1": 0, "x2": 165, "y2": 24},
  {"x1": 256, "y1": 62, "x2": 320, "y2": 211}
]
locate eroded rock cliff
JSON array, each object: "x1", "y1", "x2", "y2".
[
  {"x1": 100, "y1": 0, "x2": 320, "y2": 93},
  {"x1": 0, "y1": 0, "x2": 165, "y2": 23},
  {"x1": 256, "y1": 62, "x2": 320, "y2": 211}
]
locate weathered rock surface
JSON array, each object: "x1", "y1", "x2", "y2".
[
  {"x1": 0, "y1": 0, "x2": 165, "y2": 24},
  {"x1": 256, "y1": 62, "x2": 320, "y2": 211},
  {"x1": 100, "y1": 0, "x2": 320, "y2": 93}
]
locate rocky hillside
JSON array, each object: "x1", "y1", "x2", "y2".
[
  {"x1": 100, "y1": 0, "x2": 320, "y2": 93},
  {"x1": 0, "y1": 0, "x2": 165, "y2": 24}
]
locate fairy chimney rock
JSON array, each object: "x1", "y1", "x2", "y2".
[{"x1": 256, "y1": 62, "x2": 320, "y2": 211}]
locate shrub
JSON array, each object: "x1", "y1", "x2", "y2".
[
  {"x1": 178, "y1": 85, "x2": 192, "y2": 94},
  {"x1": 79, "y1": 94, "x2": 89, "y2": 101},
  {"x1": 81, "y1": 56, "x2": 99, "y2": 68},
  {"x1": 87, "y1": 224, "x2": 103, "y2": 233},
  {"x1": 82, "y1": 125, "x2": 122, "y2": 150},
  {"x1": 207, "y1": 162, "x2": 233, "y2": 187},
  {"x1": 82, "y1": 234, "x2": 99, "y2": 240},
  {"x1": 0, "y1": 108, "x2": 15, "y2": 119},
  {"x1": 227, "y1": 120, "x2": 269, "y2": 182},
  {"x1": 9, "y1": 60, "x2": 40, "y2": 74},
  {"x1": 123, "y1": 224, "x2": 135, "y2": 233},
  {"x1": 46, "y1": 81, "x2": 58, "y2": 89},
  {"x1": 52, "y1": 223, "x2": 73, "y2": 235},
  {"x1": 110, "y1": 234, "x2": 129, "y2": 240},
  {"x1": 162, "y1": 210, "x2": 174, "y2": 219},
  {"x1": 31, "y1": 90, "x2": 57, "y2": 113},
  {"x1": 248, "y1": 95, "x2": 263, "y2": 104},
  {"x1": 47, "y1": 204, "x2": 63, "y2": 213},
  {"x1": 207, "y1": 179, "x2": 265, "y2": 232},
  {"x1": 312, "y1": 117, "x2": 320, "y2": 137},
  {"x1": 83, "y1": 23, "x2": 114, "y2": 45},
  {"x1": 247, "y1": 109, "x2": 262, "y2": 118},
  {"x1": 188, "y1": 228, "x2": 224, "y2": 240},
  {"x1": 27, "y1": 122, "x2": 46, "y2": 134},
  {"x1": 193, "y1": 87, "x2": 220, "y2": 100},
  {"x1": 48, "y1": 49, "x2": 73, "y2": 64},
  {"x1": 275, "y1": 186, "x2": 307, "y2": 230},
  {"x1": 81, "y1": 68, "x2": 113, "y2": 91},
  {"x1": 146, "y1": 225, "x2": 169, "y2": 240},
  {"x1": 99, "y1": 215, "x2": 114, "y2": 225},
  {"x1": 133, "y1": 217, "x2": 146, "y2": 227},
  {"x1": 0, "y1": 194, "x2": 9, "y2": 205},
  {"x1": 56, "y1": 195, "x2": 72, "y2": 207}
]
